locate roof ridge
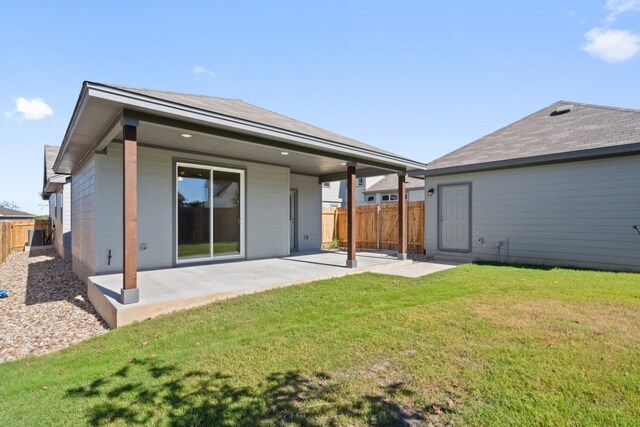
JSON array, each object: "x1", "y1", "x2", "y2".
[{"x1": 558, "y1": 100, "x2": 640, "y2": 114}]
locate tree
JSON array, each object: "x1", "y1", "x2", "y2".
[{"x1": 0, "y1": 201, "x2": 20, "y2": 210}]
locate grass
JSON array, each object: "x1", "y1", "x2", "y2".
[
  {"x1": 178, "y1": 241, "x2": 239, "y2": 258},
  {"x1": 1, "y1": 264, "x2": 639, "y2": 426}
]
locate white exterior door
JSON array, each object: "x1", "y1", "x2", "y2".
[{"x1": 439, "y1": 184, "x2": 470, "y2": 251}]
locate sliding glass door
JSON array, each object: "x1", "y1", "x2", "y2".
[{"x1": 176, "y1": 162, "x2": 244, "y2": 263}]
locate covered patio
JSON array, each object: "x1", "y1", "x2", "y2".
[
  {"x1": 88, "y1": 250, "x2": 412, "y2": 328},
  {"x1": 52, "y1": 82, "x2": 426, "y2": 328}
]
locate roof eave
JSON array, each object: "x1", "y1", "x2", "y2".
[
  {"x1": 421, "y1": 142, "x2": 640, "y2": 177},
  {"x1": 57, "y1": 82, "x2": 424, "y2": 173},
  {"x1": 53, "y1": 82, "x2": 91, "y2": 173}
]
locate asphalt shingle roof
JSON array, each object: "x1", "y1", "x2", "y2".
[
  {"x1": 427, "y1": 101, "x2": 640, "y2": 171},
  {"x1": 105, "y1": 83, "x2": 404, "y2": 160},
  {"x1": 364, "y1": 175, "x2": 424, "y2": 193},
  {"x1": 0, "y1": 207, "x2": 34, "y2": 217}
]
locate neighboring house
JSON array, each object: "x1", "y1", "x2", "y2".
[
  {"x1": 50, "y1": 82, "x2": 424, "y2": 307},
  {"x1": 321, "y1": 176, "x2": 384, "y2": 207},
  {"x1": 0, "y1": 207, "x2": 35, "y2": 222},
  {"x1": 42, "y1": 145, "x2": 71, "y2": 260},
  {"x1": 363, "y1": 174, "x2": 424, "y2": 204},
  {"x1": 421, "y1": 101, "x2": 640, "y2": 272},
  {"x1": 321, "y1": 181, "x2": 344, "y2": 208}
]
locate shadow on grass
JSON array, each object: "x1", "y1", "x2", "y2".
[{"x1": 66, "y1": 358, "x2": 427, "y2": 426}]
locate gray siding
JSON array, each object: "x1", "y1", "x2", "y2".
[
  {"x1": 71, "y1": 156, "x2": 96, "y2": 282},
  {"x1": 53, "y1": 183, "x2": 72, "y2": 261},
  {"x1": 290, "y1": 174, "x2": 322, "y2": 251},
  {"x1": 94, "y1": 144, "x2": 290, "y2": 274},
  {"x1": 425, "y1": 155, "x2": 640, "y2": 271},
  {"x1": 49, "y1": 195, "x2": 55, "y2": 219}
]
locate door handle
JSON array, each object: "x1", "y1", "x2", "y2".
[{"x1": 441, "y1": 215, "x2": 445, "y2": 222}]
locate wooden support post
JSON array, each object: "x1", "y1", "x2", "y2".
[
  {"x1": 121, "y1": 124, "x2": 139, "y2": 304},
  {"x1": 346, "y1": 164, "x2": 357, "y2": 268},
  {"x1": 398, "y1": 173, "x2": 408, "y2": 260}
]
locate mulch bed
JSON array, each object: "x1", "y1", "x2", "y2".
[{"x1": 0, "y1": 248, "x2": 108, "y2": 363}]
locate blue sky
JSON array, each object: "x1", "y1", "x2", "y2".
[{"x1": 1, "y1": 1, "x2": 639, "y2": 214}]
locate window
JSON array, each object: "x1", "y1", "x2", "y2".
[
  {"x1": 176, "y1": 162, "x2": 245, "y2": 263},
  {"x1": 356, "y1": 178, "x2": 364, "y2": 187},
  {"x1": 366, "y1": 195, "x2": 375, "y2": 203},
  {"x1": 381, "y1": 194, "x2": 398, "y2": 202},
  {"x1": 322, "y1": 182, "x2": 331, "y2": 188}
]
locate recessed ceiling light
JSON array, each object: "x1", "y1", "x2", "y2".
[
  {"x1": 181, "y1": 133, "x2": 192, "y2": 138},
  {"x1": 281, "y1": 151, "x2": 289, "y2": 156},
  {"x1": 340, "y1": 162, "x2": 347, "y2": 166}
]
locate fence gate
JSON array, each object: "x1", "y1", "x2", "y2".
[{"x1": 10, "y1": 220, "x2": 52, "y2": 253}]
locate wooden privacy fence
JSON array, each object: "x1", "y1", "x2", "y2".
[
  {"x1": 322, "y1": 201, "x2": 424, "y2": 252},
  {"x1": 8, "y1": 220, "x2": 52, "y2": 254},
  {"x1": 0, "y1": 222, "x2": 11, "y2": 264}
]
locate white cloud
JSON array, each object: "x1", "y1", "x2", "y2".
[
  {"x1": 193, "y1": 65, "x2": 216, "y2": 78},
  {"x1": 6, "y1": 97, "x2": 54, "y2": 120},
  {"x1": 583, "y1": 28, "x2": 640, "y2": 62},
  {"x1": 605, "y1": 0, "x2": 640, "y2": 23}
]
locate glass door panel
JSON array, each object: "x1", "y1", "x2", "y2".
[
  {"x1": 177, "y1": 166, "x2": 211, "y2": 260},
  {"x1": 212, "y1": 170, "x2": 241, "y2": 256}
]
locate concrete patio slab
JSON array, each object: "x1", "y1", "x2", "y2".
[
  {"x1": 369, "y1": 261, "x2": 460, "y2": 278},
  {"x1": 88, "y1": 250, "x2": 411, "y2": 328}
]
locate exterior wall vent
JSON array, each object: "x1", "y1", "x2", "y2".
[{"x1": 550, "y1": 104, "x2": 573, "y2": 116}]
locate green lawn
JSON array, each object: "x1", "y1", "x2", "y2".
[
  {"x1": 1, "y1": 264, "x2": 640, "y2": 426},
  {"x1": 178, "y1": 241, "x2": 239, "y2": 258}
]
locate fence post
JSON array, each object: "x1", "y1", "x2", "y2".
[
  {"x1": 376, "y1": 204, "x2": 380, "y2": 249},
  {"x1": 332, "y1": 208, "x2": 338, "y2": 244}
]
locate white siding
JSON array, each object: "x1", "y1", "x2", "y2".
[
  {"x1": 71, "y1": 156, "x2": 96, "y2": 282},
  {"x1": 356, "y1": 176, "x2": 383, "y2": 204},
  {"x1": 322, "y1": 181, "x2": 344, "y2": 207},
  {"x1": 94, "y1": 144, "x2": 290, "y2": 274},
  {"x1": 290, "y1": 174, "x2": 322, "y2": 251},
  {"x1": 322, "y1": 176, "x2": 386, "y2": 207},
  {"x1": 62, "y1": 183, "x2": 71, "y2": 234},
  {"x1": 372, "y1": 188, "x2": 424, "y2": 203},
  {"x1": 52, "y1": 190, "x2": 62, "y2": 256},
  {"x1": 425, "y1": 155, "x2": 640, "y2": 271}
]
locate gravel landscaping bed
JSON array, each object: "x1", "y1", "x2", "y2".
[{"x1": 0, "y1": 248, "x2": 108, "y2": 363}]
